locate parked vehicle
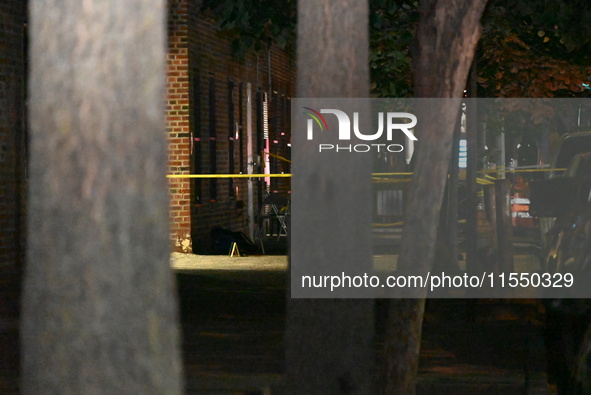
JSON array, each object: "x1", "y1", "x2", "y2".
[
  {"x1": 537, "y1": 132, "x2": 591, "y2": 253},
  {"x1": 531, "y1": 152, "x2": 591, "y2": 275},
  {"x1": 530, "y1": 151, "x2": 591, "y2": 394},
  {"x1": 548, "y1": 131, "x2": 591, "y2": 178}
]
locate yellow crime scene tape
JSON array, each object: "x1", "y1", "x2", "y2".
[
  {"x1": 167, "y1": 171, "x2": 414, "y2": 179},
  {"x1": 263, "y1": 151, "x2": 291, "y2": 163},
  {"x1": 167, "y1": 173, "x2": 292, "y2": 178},
  {"x1": 167, "y1": 167, "x2": 567, "y2": 228},
  {"x1": 487, "y1": 167, "x2": 567, "y2": 173},
  {"x1": 373, "y1": 221, "x2": 404, "y2": 227},
  {"x1": 167, "y1": 167, "x2": 567, "y2": 179}
]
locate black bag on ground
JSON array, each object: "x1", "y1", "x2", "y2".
[{"x1": 211, "y1": 227, "x2": 260, "y2": 255}]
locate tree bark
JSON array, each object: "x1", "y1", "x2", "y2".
[
  {"x1": 286, "y1": 0, "x2": 375, "y2": 394},
  {"x1": 22, "y1": 1, "x2": 183, "y2": 394},
  {"x1": 466, "y1": 65, "x2": 480, "y2": 277},
  {"x1": 385, "y1": 1, "x2": 488, "y2": 393}
]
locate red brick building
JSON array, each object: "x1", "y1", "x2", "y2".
[
  {"x1": 0, "y1": 1, "x2": 295, "y2": 262},
  {"x1": 167, "y1": 0, "x2": 295, "y2": 253}
]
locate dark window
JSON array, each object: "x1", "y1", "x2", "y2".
[
  {"x1": 238, "y1": 83, "x2": 245, "y2": 174},
  {"x1": 190, "y1": 69, "x2": 202, "y2": 206},
  {"x1": 208, "y1": 76, "x2": 217, "y2": 201},
  {"x1": 228, "y1": 79, "x2": 235, "y2": 198}
]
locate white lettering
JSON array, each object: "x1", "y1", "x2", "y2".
[
  {"x1": 386, "y1": 144, "x2": 404, "y2": 153},
  {"x1": 353, "y1": 112, "x2": 384, "y2": 140},
  {"x1": 320, "y1": 109, "x2": 351, "y2": 140},
  {"x1": 387, "y1": 112, "x2": 417, "y2": 141}
]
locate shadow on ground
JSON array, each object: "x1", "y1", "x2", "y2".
[{"x1": 178, "y1": 270, "x2": 550, "y2": 394}]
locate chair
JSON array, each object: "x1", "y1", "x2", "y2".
[{"x1": 261, "y1": 192, "x2": 289, "y2": 239}]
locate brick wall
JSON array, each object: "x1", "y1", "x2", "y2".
[
  {"x1": 0, "y1": 1, "x2": 26, "y2": 268},
  {"x1": 0, "y1": 0, "x2": 295, "y2": 259},
  {"x1": 167, "y1": 0, "x2": 192, "y2": 252},
  {"x1": 167, "y1": 0, "x2": 295, "y2": 253},
  {"x1": 188, "y1": 12, "x2": 294, "y2": 253}
]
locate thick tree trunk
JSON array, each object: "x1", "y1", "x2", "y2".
[
  {"x1": 22, "y1": 1, "x2": 183, "y2": 394},
  {"x1": 385, "y1": 1, "x2": 488, "y2": 393},
  {"x1": 285, "y1": 1, "x2": 375, "y2": 394}
]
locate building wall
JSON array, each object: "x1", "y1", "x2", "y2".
[
  {"x1": 0, "y1": 1, "x2": 26, "y2": 268},
  {"x1": 167, "y1": 0, "x2": 295, "y2": 253},
  {"x1": 0, "y1": 0, "x2": 294, "y2": 258},
  {"x1": 167, "y1": 0, "x2": 192, "y2": 252}
]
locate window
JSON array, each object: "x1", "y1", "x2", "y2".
[{"x1": 208, "y1": 76, "x2": 217, "y2": 201}]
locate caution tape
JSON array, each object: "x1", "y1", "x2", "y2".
[
  {"x1": 372, "y1": 178, "x2": 412, "y2": 183},
  {"x1": 167, "y1": 167, "x2": 569, "y2": 179},
  {"x1": 479, "y1": 167, "x2": 566, "y2": 174},
  {"x1": 167, "y1": 173, "x2": 291, "y2": 179},
  {"x1": 167, "y1": 172, "x2": 412, "y2": 179},
  {"x1": 263, "y1": 151, "x2": 291, "y2": 163},
  {"x1": 372, "y1": 172, "x2": 414, "y2": 176},
  {"x1": 373, "y1": 221, "x2": 404, "y2": 227},
  {"x1": 477, "y1": 178, "x2": 494, "y2": 185}
]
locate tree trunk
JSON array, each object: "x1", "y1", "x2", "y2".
[
  {"x1": 22, "y1": 1, "x2": 183, "y2": 394},
  {"x1": 385, "y1": 1, "x2": 488, "y2": 393},
  {"x1": 285, "y1": 1, "x2": 375, "y2": 394},
  {"x1": 466, "y1": 64, "x2": 480, "y2": 277}
]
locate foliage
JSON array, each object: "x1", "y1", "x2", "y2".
[
  {"x1": 369, "y1": 1, "x2": 418, "y2": 98},
  {"x1": 367, "y1": 0, "x2": 591, "y2": 99},
  {"x1": 200, "y1": 0, "x2": 418, "y2": 96},
  {"x1": 475, "y1": 0, "x2": 591, "y2": 143},
  {"x1": 200, "y1": 0, "x2": 296, "y2": 59},
  {"x1": 478, "y1": 0, "x2": 591, "y2": 98},
  {"x1": 200, "y1": 0, "x2": 591, "y2": 100}
]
